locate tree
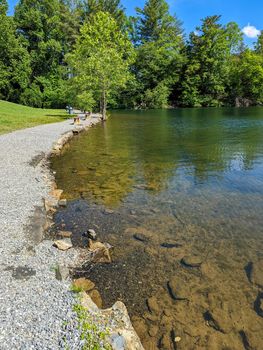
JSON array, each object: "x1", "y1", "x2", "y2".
[
  {"x1": 130, "y1": 0, "x2": 184, "y2": 108},
  {"x1": 180, "y1": 16, "x2": 243, "y2": 107},
  {"x1": 255, "y1": 30, "x2": 263, "y2": 55},
  {"x1": 228, "y1": 49, "x2": 263, "y2": 106},
  {"x1": 80, "y1": 0, "x2": 126, "y2": 27},
  {"x1": 67, "y1": 11, "x2": 135, "y2": 120},
  {"x1": 14, "y1": 0, "x2": 68, "y2": 107},
  {"x1": 136, "y1": 0, "x2": 183, "y2": 43},
  {"x1": 0, "y1": 0, "x2": 31, "y2": 102}
]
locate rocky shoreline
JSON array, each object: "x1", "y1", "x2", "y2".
[
  {"x1": 0, "y1": 116, "x2": 126, "y2": 349},
  {"x1": 0, "y1": 115, "x2": 144, "y2": 349},
  {"x1": 45, "y1": 120, "x2": 144, "y2": 350}
]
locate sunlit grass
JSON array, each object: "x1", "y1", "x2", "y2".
[{"x1": 0, "y1": 100, "x2": 69, "y2": 135}]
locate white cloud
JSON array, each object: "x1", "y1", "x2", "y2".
[{"x1": 242, "y1": 24, "x2": 261, "y2": 39}]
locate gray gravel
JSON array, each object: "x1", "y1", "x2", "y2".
[{"x1": 0, "y1": 118, "x2": 99, "y2": 349}]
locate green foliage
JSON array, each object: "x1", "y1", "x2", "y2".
[
  {"x1": 81, "y1": 0, "x2": 126, "y2": 27},
  {"x1": 73, "y1": 303, "x2": 111, "y2": 350},
  {"x1": 255, "y1": 31, "x2": 263, "y2": 55},
  {"x1": 179, "y1": 15, "x2": 244, "y2": 107},
  {"x1": 14, "y1": 0, "x2": 67, "y2": 108},
  {"x1": 0, "y1": 2, "x2": 31, "y2": 102},
  {"x1": 67, "y1": 11, "x2": 134, "y2": 118},
  {"x1": 1, "y1": 0, "x2": 263, "y2": 110},
  {"x1": 128, "y1": 0, "x2": 184, "y2": 109},
  {"x1": 228, "y1": 50, "x2": 263, "y2": 105}
]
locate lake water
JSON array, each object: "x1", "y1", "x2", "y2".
[{"x1": 51, "y1": 108, "x2": 263, "y2": 350}]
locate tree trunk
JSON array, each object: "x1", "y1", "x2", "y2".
[{"x1": 101, "y1": 89, "x2": 107, "y2": 121}]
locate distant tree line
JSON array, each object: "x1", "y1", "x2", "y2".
[{"x1": 1, "y1": 0, "x2": 263, "y2": 114}]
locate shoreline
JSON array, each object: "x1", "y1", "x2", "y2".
[
  {"x1": 0, "y1": 115, "x2": 144, "y2": 350},
  {"x1": 0, "y1": 116, "x2": 101, "y2": 349}
]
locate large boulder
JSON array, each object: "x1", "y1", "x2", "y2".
[{"x1": 80, "y1": 293, "x2": 144, "y2": 350}]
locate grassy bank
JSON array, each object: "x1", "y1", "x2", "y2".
[{"x1": 0, "y1": 100, "x2": 69, "y2": 135}]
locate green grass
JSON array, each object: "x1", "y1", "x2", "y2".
[
  {"x1": 0, "y1": 100, "x2": 69, "y2": 135},
  {"x1": 73, "y1": 303, "x2": 111, "y2": 350}
]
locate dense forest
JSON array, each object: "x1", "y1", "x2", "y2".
[{"x1": 1, "y1": 0, "x2": 263, "y2": 116}]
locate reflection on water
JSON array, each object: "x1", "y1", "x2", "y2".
[{"x1": 51, "y1": 108, "x2": 263, "y2": 349}]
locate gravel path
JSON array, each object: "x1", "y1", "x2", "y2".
[{"x1": 0, "y1": 118, "x2": 99, "y2": 349}]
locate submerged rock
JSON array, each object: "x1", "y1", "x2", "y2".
[
  {"x1": 167, "y1": 277, "x2": 189, "y2": 300},
  {"x1": 161, "y1": 242, "x2": 182, "y2": 249},
  {"x1": 160, "y1": 333, "x2": 172, "y2": 350},
  {"x1": 132, "y1": 317, "x2": 148, "y2": 338},
  {"x1": 53, "y1": 239, "x2": 72, "y2": 251},
  {"x1": 250, "y1": 260, "x2": 263, "y2": 288},
  {"x1": 147, "y1": 296, "x2": 160, "y2": 314},
  {"x1": 148, "y1": 325, "x2": 159, "y2": 337},
  {"x1": 204, "y1": 309, "x2": 232, "y2": 334},
  {"x1": 181, "y1": 255, "x2": 202, "y2": 268},
  {"x1": 134, "y1": 233, "x2": 150, "y2": 243}
]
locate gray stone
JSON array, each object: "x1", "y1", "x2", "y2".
[
  {"x1": 111, "y1": 334, "x2": 126, "y2": 350},
  {"x1": 55, "y1": 264, "x2": 70, "y2": 281}
]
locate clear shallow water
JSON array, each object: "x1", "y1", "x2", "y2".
[{"x1": 51, "y1": 108, "x2": 263, "y2": 349}]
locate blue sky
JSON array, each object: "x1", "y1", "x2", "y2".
[{"x1": 8, "y1": 0, "x2": 262, "y2": 45}]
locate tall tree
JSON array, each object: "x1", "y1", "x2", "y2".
[
  {"x1": 14, "y1": 0, "x2": 67, "y2": 107},
  {"x1": 80, "y1": 0, "x2": 126, "y2": 27},
  {"x1": 127, "y1": 0, "x2": 184, "y2": 108},
  {"x1": 67, "y1": 11, "x2": 134, "y2": 120},
  {"x1": 180, "y1": 16, "x2": 243, "y2": 107},
  {"x1": 59, "y1": 0, "x2": 83, "y2": 51},
  {"x1": 136, "y1": 0, "x2": 182, "y2": 43},
  {"x1": 0, "y1": 0, "x2": 31, "y2": 102}
]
